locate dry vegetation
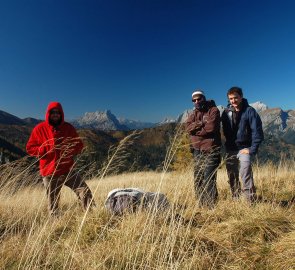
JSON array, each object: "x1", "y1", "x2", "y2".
[{"x1": 0, "y1": 132, "x2": 295, "y2": 269}]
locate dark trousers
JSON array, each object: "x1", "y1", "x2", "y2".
[
  {"x1": 193, "y1": 149, "x2": 221, "y2": 208},
  {"x1": 43, "y1": 173, "x2": 95, "y2": 216}
]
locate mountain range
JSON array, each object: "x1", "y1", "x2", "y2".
[
  {"x1": 1, "y1": 102, "x2": 295, "y2": 149},
  {"x1": 178, "y1": 102, "x2": 295, "y2": 145},
  {"x1": 72, "y1": 110, "x2": 129, "y2": 131},
  {"x1": 1, "y1": 102, "x2": 295, "y2": 174},
  {"x1": 1, "y1": 101, "x2": 295, "y2": 131},
  {"x1": 69, "y1": 102, "x2": 295, "y2": 141}
]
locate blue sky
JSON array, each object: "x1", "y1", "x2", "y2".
[{"x1": 0, "y1": 0, "x2": 294, "y2": 122}]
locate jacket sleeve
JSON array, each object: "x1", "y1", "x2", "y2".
[
  {"x1": 249, "y1": 109, "x2": 264, "y2": 155},
  {"x1": 64, "y1": 125, "x2": 84, "y2": 156},
  {"x1": 26, "y1": 127, "x2": 45, "y2": 157},
  {"x1": 72, "y1": 128, "x2": 84, "y2": 155},
  {"x1": 186, "y1": 112, "x2": 203, "y2": 134},
  {"x1": 196, "y1": 107, "x2": 220, "y2": 137}
]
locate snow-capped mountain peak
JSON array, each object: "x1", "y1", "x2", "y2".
[
  {"x1": 72, "y1": 110, "x2": 128, "y2": 131},
  {"x1": 250, "y1": 101, "x2": 268, "y2": 112},
  {"x1": 158, "y1": 117, "x2": 176, "y2": 125}
]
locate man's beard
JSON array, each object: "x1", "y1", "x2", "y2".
[
  {"x1": 194, "y1": 101, "x2": 206, "y2": 110},
  {"x1": 49, "y1": 118, "x2": 62, "y2": 126}
]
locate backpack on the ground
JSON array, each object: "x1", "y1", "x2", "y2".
[{"x1": 105, "y1": 188, "x2": 169, "y2": 215}]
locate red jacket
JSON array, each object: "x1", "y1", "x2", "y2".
[{"x1": 26, "y1": 102, "x2": 84, "y2": 176}]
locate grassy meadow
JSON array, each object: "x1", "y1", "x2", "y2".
[
  {"x1": 0, "y1": 131, "x2": 294, "y2": 269},
  {"x1": 0, "y1": 156, "x2": 295, "y2": 269}
]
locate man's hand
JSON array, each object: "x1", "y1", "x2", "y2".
[
  {"x1": 186, "y1": 121, "x2": 203, "y2": 135},
  {"x1": 240, "y1": 148, "x2": 250, "y2": 154}
]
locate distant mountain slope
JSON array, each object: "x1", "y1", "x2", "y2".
[
  {"x1": 72, "y1": 110, "x2": 129, "y2": 131},
  {"x1": 258, "y1": 107, "x2": 295, "y2": 145},
  {"x1": 0, "y1": 124, "x2": 32, "y2": 149},
  {"x1": 158, "y1": 117, "x2": 176, "y2": 125},
  {"x1": 0, "y1": 103, "x2": 295, "y2": 169},
  {"x1": 118, "y1": 118, "x2": 156, "y2": 130},
  {"x1": 22, "y1": 117, "x2": 42, "y2": 126},
  {"x1": 250, "y1": 101, "x2": 268, "y2": 112},
  {"x1": 178, "y1": 101, "x2": 295, "y2": 146},
  {"x1": 0, "y1": 119, "x2": 294, "y2": 175},
  {"x1": 73, "y1": 110, "x2": 157, "y2": 131},
  {"x1": 0, "y1": 137, "x2": 26, "y2": 158},
  {"x1": 0, "y1": 110, "x2": 26, "y2": 125},
  {"x1": 74, "y1": 123, "x2": 177, "y2": 176}
]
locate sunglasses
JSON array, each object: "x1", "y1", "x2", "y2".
[
  {"x1": 192, "y1": 97, "x2": 203, "y2": 102},
  {"x1": 50, "y1": 110, "x2": 61, "y2": 115}
]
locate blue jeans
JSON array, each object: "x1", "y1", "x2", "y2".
[
  {"x1": 193, "y1": 149, "x2": 221, "y2": 208},
  {"x1": 225, "y1": 149, "x2": 256, "y2": 202}
]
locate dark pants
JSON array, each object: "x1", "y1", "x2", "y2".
[
  {"x1": 193, "y1": 149, "x2": 221, "y2": 208},
  {"x1": 43, "y1": 173, "x2": 95, "y2": 216}
]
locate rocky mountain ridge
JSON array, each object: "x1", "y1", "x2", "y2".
[
  {"x1": 0, "y1": 110, "x2": 41, "y2": 126},
  {"x1": 1, "y1": 103, "x2": 295, "y2": 145},
  {"x1": 118, "y1": 117, "x2": 155, "y2": 130},
  {"x1": 177, "y1": 102, "x2": 295, "y2": 143},
  {"x1": 1, "y1": 104, "x2": 295, "y2": 166},
  {"x1": 0, "y1": 110, "x2": 27, "y2": 126},
  {"x1": 72, "y1": 110, "x2": 129, "y2": 131}
]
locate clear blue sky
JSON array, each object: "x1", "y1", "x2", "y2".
[{"x1": 0, "y1": 0, "x2": 294, "y2": 122}]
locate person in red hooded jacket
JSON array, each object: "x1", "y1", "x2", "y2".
[{"x1": 27, "y1": 102, "x2": 95, "y2": 216}]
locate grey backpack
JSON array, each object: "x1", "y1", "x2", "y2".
[{"x1": 105, "y1": 188, "x2": 169, "y2": 215}]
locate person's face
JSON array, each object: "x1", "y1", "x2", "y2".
[
  {"x1": 49, "y1": 109, "x2": 61, "y2": 123},
  {"x1": 228, "y1": 93, "x2": 242, "y2": 110},
  {"x1": 192, "y1": 95, "x2": 204, "y2": 104}
]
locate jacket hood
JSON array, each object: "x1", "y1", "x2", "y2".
[
  {"x1": 45, "y1": 102, "x2": 64, "y2": 125},
  {"x1": 241, "y1": 98, "x2": 249, "y2": 108},
  {"x1": 206, "y1": 99, "x2": 216, "y2": 108}
]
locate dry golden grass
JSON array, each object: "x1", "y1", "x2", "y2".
[
  {"x1": 0, "y1": 130, "x2": 294, "y2": 269},
  {"x1": 0, "y1": 160, "x2": 294, "y2": 270}
]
